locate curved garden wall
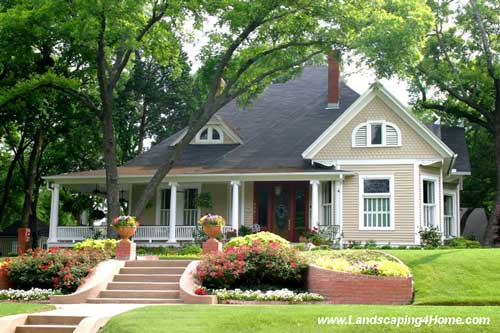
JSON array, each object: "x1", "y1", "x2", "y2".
[{"x1": 307, "y1": 264, "x2": 413, "y2": 304}]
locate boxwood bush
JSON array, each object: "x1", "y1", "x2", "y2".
[{"x1": 224, "y1": 232, "x2": 289, "y2": 249}]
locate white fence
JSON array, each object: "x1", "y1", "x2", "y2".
[{"x1": 57, "y1": 226, "x2": 108, "y2": 242}]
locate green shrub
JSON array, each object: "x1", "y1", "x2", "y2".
[
  {"x1": 446, "y1": 237, "x2": 481, "y2": 248},
  {"x1": 364, "y1": 240, "x2": 377, "y2": 249},
  {"x1": 224, "y1": 232, "x2": 289, "y2": 249},
  {"x1": 346, "y1": 240, "x2": 362, "y2": 249},
  {"x1": 397, "y1": 245, "x2": 408, "y2": 250},
  {"x1": 291, "y1": 243, "x2": 306, "y2": 251},
  {"x1": 7, "y1": 248, "x2": 108, "y2": 294},
  {"x1": 73, "y1": 239, "x2": 117, "y2": 253},
  {"x1": 178, "y1": 245, "x2": 202, "y2": 255},
  {"x1": 311, "y1": 245, "x2": 330, "y2": 251},
  {"x1": 419, "y1": 227, "x2": 441, "y2": 248},
  {"x1": 238, "y1": 225, "x2": 253, "y2": 237},
  {"x1": 379, "y1": 243, "x2": 392, "y2": 250}
]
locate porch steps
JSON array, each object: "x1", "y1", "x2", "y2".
[
  {"x1": 87, "y1": 260, "x2": 190, "y2": 304},
  {"x1": 15, "y1": 315, "x2": 85, "y2": 333}
]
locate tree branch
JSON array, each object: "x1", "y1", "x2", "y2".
[
  {"x1": 469, "y1": 0, "x2": 497, "y2": 80},
  {"x1": 420, "y1": 101, "x2": 491, "y2": 131}
]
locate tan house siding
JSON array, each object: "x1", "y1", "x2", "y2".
[
  {"x1": 341, "y1": 164, "x2": 415, "y2": 244},
  {"x1": 243, "y1": 182, "x2": 254, "y2": 227},
  {"x1": 131, "y1": 184, "x2": 156, "y2": 226},
  {"x1": 201, "y1": 183, "x2": 230, "y2": 221},
  {"x1": 313, "y1": 97, "x2": 441, "y2": 160}
]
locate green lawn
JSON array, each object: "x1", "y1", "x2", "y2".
[
  {"x1": 385, "y1": 249, "x2": 500, "y2": 305},
  {"x1": 101, "y1": 305, "x2": 497, "y2": 333},
  {"x1": 0, "y1": 303, "x2": 54, "y2": 317}
]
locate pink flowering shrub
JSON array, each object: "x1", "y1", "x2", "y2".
[
  {"x1": 196, "y1": 241, "x2": 306, "y2": 289},
  {"x1": 7, "y1": 248, "x2": 109, "y2": 294}
]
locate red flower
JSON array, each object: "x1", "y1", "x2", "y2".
[{"x1": 194, "y1": 287, "x2": 208, "y2": 296}]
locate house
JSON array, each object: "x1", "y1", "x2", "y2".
[{"x1": 44, "y1": 54, "x2": 470, "y2": 247}]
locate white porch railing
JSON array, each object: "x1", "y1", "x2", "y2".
[
  {"x1": 423, "y1": 204, "x2": 435, "y2": 228},
  {"x1": 55, "y1": 224, "x2": 239, "y2": 243},
  {"x1": 444, "y1": 215, "x2": 453, "y2": 238},
  {"x1": 57, "y1": 226, "x2": 107, "y2": 242}
]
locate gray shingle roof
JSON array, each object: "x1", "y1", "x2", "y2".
[{"x1": 126, "y1": 66, "x2": 470, "y2": 174}]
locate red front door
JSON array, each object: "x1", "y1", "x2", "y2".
[{"x1": 254, "y1": 182, "x2": 309, "y2": 241}]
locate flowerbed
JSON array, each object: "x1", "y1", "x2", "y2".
[
  {"x1": 0, "y1": 288, "x2": 60, "y2": 301},
  {"x1": 74, "y1": 239, "x2": 117, "y2": 254},
  {"x1": 210, "y1": 288, "x2": 325, "y2": 303},
  {"x1": 197, "y1": 240, "x2": 306, "y2": 290},
  {"x1": 312, "y1": 250, "x2": 411, "y2": 277},
  {"x1": 224, "y1": 232, "x2": 289, "y2": 249},
  {"x1": 6, "y1": 248, "x2": 109, "y2": 294}
]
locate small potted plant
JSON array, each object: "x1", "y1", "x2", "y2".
[
  {"x1": 199, "y1": 213, "x2": 226, "y2": 239},
  {"x1": 112, "y1": 216, "x2": 140, "y2": 240}
]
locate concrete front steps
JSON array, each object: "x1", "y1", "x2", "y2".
[
  {"x1": 15, "y1": 315, "x2": 85, "y2": 333},
  {"x1": 87, "y1": 260, "x2": 191, "y2": 304}
]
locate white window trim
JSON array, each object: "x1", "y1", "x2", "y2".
[
  {"x1": 420, "y1": 174, "x2": 439, "y2": 229},
  {"x1": 352, "y1": 120, "x2": 401, "y2": 148},
  {"x1": 195, "y1": 126, "x2": 224, "y2": 144},
  {"x1": 358, "y1": 174, "x2": 395, "y2": 230}
]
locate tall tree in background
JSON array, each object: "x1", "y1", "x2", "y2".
[
  {"x1": 131, "y1": 0, "x2": 435, "y2": 215},
  {"x1": 115, "y1": 50, "x2": 194, "y2": 164},
  {"x1": 407, "y1": 0, "x2": 499, "y2": 244}
]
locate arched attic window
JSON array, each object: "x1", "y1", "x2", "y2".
[
  {"x1": 352, "y1": 121, "x2": 401, "y2": 147},
  {"x1": 196, "y1": 126, "x2": 224, "y2": 144}
]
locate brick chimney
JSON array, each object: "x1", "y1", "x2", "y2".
[{"x1": 327, "y1": 50, "x2": 340, "y2": 109}]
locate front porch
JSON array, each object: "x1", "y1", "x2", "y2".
[{"x1": 45, "y1": 174, "x2": 348, "y2": 247}]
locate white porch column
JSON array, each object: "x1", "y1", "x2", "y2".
[
  {"x1": 169, "y1": 182, "x2": 178, "y2": 243},
  {"x1": 334, "y1": 176, "x2": 344, "y2": 249},
  {"x1": 310, "y1": 180, "x2": 320, "y2": 229},
  {"x1": 48, "y1": 183, "x2": 60, "y2": 244},
  {"x1": 230, "y1": 181, "x2": 240, "y2": 231}
]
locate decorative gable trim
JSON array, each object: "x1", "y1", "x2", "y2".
[
  {"x1": 301, "y1": 82, "x2": 455, "y2": 160},
  {"x1": 170, "y1": 115, "x2": 243, "y2": 146}
]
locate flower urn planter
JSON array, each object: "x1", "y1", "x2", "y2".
[
  {"x1": 203, "y1": 225, "x2": 222, "y2": 239},
  {"x1": 0, "y1": 268, "x2": 13, "y2": 290},
  {"x1": 116, "y1": 226, "x2": 137, "y2": 240}
]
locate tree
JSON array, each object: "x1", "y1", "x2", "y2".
[
  {"x1": 131, "y1": 0, "x2": 435, "y2": 216},
  {"x1": 407, "y1": 0, "x2": 499, "y2": 244},
  {"x1": 114, "y1": 50, "x2": 194, "y2": 164},
  {"x1": 0, "y1": 0, "x2": 435, "y2": 231}
]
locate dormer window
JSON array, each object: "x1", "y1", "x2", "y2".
[
  {"x1": 196, "y1": 126, "x2": 223, "y2": 144},
  {"x1": 352, "y1": 121, "x2": 401, "y2": 147}
]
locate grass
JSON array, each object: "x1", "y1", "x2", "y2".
[
  {"x1": 101, "y1": 305, "x2": 498, "y2": 333},
  {"x1": 0, "y1": 303, "x2": 54, "y2": 317},
  {"x1": 384, "y1": 249, "x2": 500, "y2": 305}
]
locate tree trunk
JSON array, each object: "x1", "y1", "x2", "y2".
[
  {"x1": 483, "y1": 120, "x2": 500, "y2": 245},
  {"x1": 102, "y1": 98, "x2": 121, "y2": 235},
  {"x1": 29, "y1": 182, "x2": 40, "y2": 249},
  {"x1": 20, "y1": 129, "x2": 43, "y2": 228},
  {"x1": 0, "y1": 135, "x2": 26, "y2": 226}
]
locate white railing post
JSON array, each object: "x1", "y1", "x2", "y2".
[
  {"x1": 230, "y1": 181, "x2": 240, "y2": 232},
  {"x1": 48, "y1": 183, "x2": 60, "y2": 244},
  {"x1": 310, "y1": 180, "x2": 320, "y2": 230},
  {"x1": 169, "y1": 182, "x2": 177, "y2": 243}
]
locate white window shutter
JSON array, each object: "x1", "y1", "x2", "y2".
[
  {"x1": 354, "y1": 125, "x2": 367, "y2": 147},
  {"x1": 386, "y1": 125, "x2": 399, "y2": 146}
]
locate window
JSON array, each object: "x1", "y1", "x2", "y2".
[
  {"x1": 423, "y1": 180, "x2": 436, "y2": 227},
  {"x1": 443, "y1": 194, "x2": 454, "y2": 238},
  {"x1": 183, "y1": 188, "x2": 199, "y2": 226},
  {"x1": 160, "y1": 189, "x2": 171, "y2": 226},
  {"x1": 352, "y1": 121, "x2": 401, "y2": 147},
  {"x1": 321, "y1": 181, "x2": 334, "y2": 226},
  {"x1": 360, "y1": 176, "x2": 393, "y2": 229},
  {"x1": 196, "y1": 126, "x2": 224, "y2": 143}
]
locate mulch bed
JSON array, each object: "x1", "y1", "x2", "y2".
[{"x1": 0, "y1": 300, "x2": 51, "y2": 304}]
